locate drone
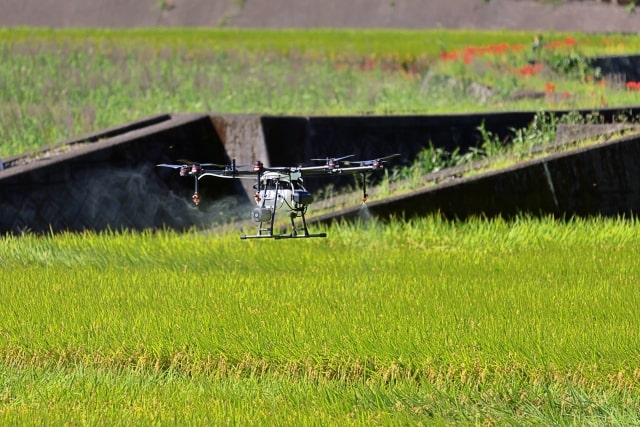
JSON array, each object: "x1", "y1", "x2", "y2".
[{"x1": 157, "y1": 154, "x2": 398, "y2": 239}]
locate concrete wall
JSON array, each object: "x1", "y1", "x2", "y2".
[
  {"x1": 590, "y1": 54, "x2": 640, "y2": 83},
  {"x1": 3, "y1": 107, "x2": 640, "y2": 234},
  {"x1": 260, "y1": 107, "x2": 640, "y2": 194},
  {"x1": 311, "y1": 131, "x2": 640, "y2": 224},
  {"x1": 0, "y1": 114, "x2": 238, "y2": 233}
]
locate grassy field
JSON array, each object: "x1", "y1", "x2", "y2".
[
  {"x1": 2, "y1": 217, "x2": 640, "y2": 424},
  {"x1": 2, "y1": 28, "x2": 640, "y2": 158},
  {"x1": 4, "y1": 27, "x2": 640, "y2": 424}
]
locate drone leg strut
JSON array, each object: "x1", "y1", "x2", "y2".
[
  {"x1": 295, "y1": 210, "x2": 326, "y2": 239},
  {"x1": 290, "y1": 214, "x2": 298, "y2": 237},
  {"x1": 361, "y1": 173, "x2": 368, "y2": 203}
]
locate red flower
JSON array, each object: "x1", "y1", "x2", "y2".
[
  {"x1": 518, "y1": 64, "x2": 533, "y2": 75},
  {"x1": 546, "y1": 40, "x2": 563, "y2": 49},
  {"x1": 490, "y1": 43, "x2": 507, "y2": 54},
  {"x1": 517, "y1": 63, "x2": 543, "y2": 76},
  {"x1": 440, "y1": 51, "x2": 458, "y2": 61}
]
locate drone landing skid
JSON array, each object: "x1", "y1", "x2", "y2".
[
  {"x1": 240, "y1": 232, "x2": 327, "y2": 240},
  {"x1": 241, "y1": 203, "x2": 327, "y2": 240}
]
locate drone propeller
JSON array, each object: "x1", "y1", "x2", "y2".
[
  {"x1": 176, "y1": 159, "x2": 229, "y2": 168},
  {"x1": 308, "y1": 154, "x2": 356, "y2": 170},
  {"x1": 352, "y1": 153, "x2": 402, "y2": 168},
  {"x1": 310, "y1": 154, "x2": 355, "y2": 163},
  {"x1": 158, "y1": 159, "x2": 249, "y2": 178},
  {"x1": 157, "y1": 163, "x2": 186, "y2": 169}
]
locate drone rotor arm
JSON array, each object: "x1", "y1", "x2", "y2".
[
  {"x1": 199, "y1": 171, "x2": 256, "y2": 180},
  {"x1": 297, "y1": 165, "x2": 336, "y2": 176},
  {"x1": 156, "y1": 163, "x2": 185, "y2": 169},
  {"x1": 331, "y1": 165, "x2": 379, "y2": 175}
]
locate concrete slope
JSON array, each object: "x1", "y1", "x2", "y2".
[
  {"x1": 0, "y1": 113, "x2": 242, "y2": 233},
  {"x1": 310, "y1": 131, "x2": 640, "y2": 226},
  {"x1": 4, "y1": 108, "x2": 640, "y2": 234}
]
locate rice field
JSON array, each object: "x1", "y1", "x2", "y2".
[
  {"x1": 2, "y1": 217, "x2": 640, "y2": 424},
  {"x1": 4, "y1": 27, "x2": 640, "y2": 424}
]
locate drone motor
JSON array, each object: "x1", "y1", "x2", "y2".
[
  {"x1": 251, "y1": 207, "x2": 272, "y2": 222},
  {"x1": 293, "y1": 190, "x2": 313, "y2": 205}
]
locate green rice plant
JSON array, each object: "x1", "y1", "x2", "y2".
[{"x1": 2, "y1": 217, "x2": 640, "y2": 424}]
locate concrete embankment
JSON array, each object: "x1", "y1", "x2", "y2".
[
  {"x1": 2, "y1": 106, "x2": 640, "y2": 233},
  {"x1": 310, "y1": 129, "x2": 640, "y2": 226}
]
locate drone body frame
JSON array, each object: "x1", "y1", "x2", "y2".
[{"x1": 157, "y1": 155, "x2": 398, "y2": 239}]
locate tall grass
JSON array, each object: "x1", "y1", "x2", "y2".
[
  {"x1": 0, "y1": 39, "x2": 433, "y2": 157},
  {"x1": 2, "y1": 217, "x2": 640, "y2": 423},
  {"x1": 2, "y1": 28, "x2": 640, "y2": 158}
]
